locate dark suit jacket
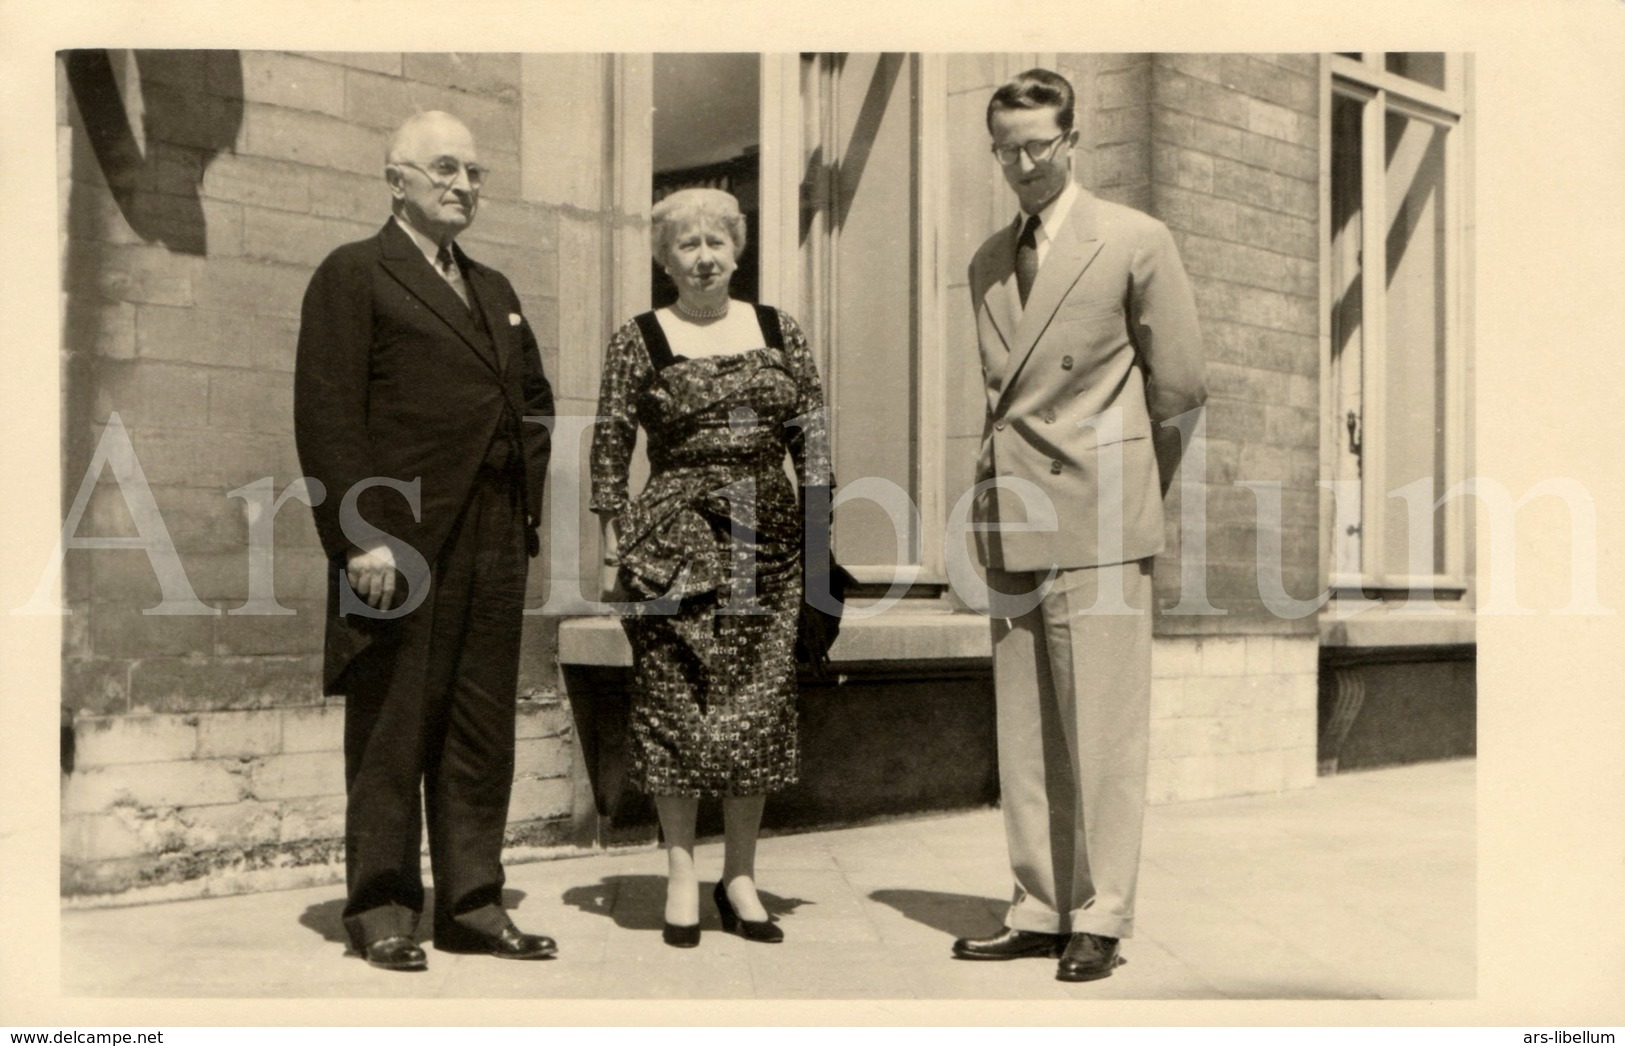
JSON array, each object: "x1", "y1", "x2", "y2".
[
  {"x1": 294, "y1": 219, "x2": 554, "y2": 692},
  {"x1": 969, "y1": 189, "x2": 1206, "y2": 572}
]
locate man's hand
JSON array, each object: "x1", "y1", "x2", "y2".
[{"x1": 347, "y1": 543, "x2": 399, "y2": 610}]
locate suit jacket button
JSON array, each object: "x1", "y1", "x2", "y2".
[
  {"x1": 1044, "y1": 409, "x2": 1055, "y2": 423},
  {"x1": 1061, "y1": 355, "x2": 1074, "y2": 369},
  {"x1": 994, "y1": 420, "x2": 1006, "y2": 431},
  {"x1": 1050, "y1": 460, "x2": 1063, "y2": 474}
]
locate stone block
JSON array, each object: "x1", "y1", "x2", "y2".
[
  {"x1": 1266, "y1": 404, "x2": 1319, "y2": 448},
  {"x1": 203, "y1": 152, "x2": 313, "y2": 213},
  {"x1": 1214, "y1": 156, "x2": 1317, "y2": 221},
  {"x1": 240, "y1": 51, "x2": 347, "y2": 118},
  {"x1": 1152, "y1": 635, "x2": 1203, "y2": 679},
  {"x1": 91, "y1": 360, "x2": 212, "y2": 431},
  {"x1": 1233, "y1": 203, "x2": 1317, "y2": 261},
  {"x1": 403, "y1": 52, "x2": 521, "y2": 98},
  {"x1": 345, "y1": 69, "x2": 518, "y2": 149},
  {"x1": 1247, "y1": 97, "x2": 1316, "y2": 146},
  {"x1": 281, "y1": 705, "x2": 343, "y2": 754},
  {"x1": 1220, "y1": 55, "x2": 1318, "y2": 113},
  {"x1": 515, "y1": 697, "x2": 570, "y2": 740},
  {"x1": 513, "y1": 736, "x2": 573, "y2": 780},
  {"x1": 241, "y1": 103, "x2": 387, "y2": 177},
  {"x1": 63, "y1": 659, "x2": 131, "y2": 716},
  {"x1": 1160, "y1": 53, "x2": 1224, "y2": 84},
  {"x1": 89, "y1": 605, "x2": 216, "y2": 659},
  {"x1": 1273, "y1": 635, "x2": 1320, "y2": 676},
  {"x1": 72, "y1": 713, "x2": 199, "y2": 768},
  {"x1": 279, "y1": 794, "x2": 347, "y2": 842},
  {"x1": 62, "y1": 812, "x2": 148, "y2": 861},
  {"x1": 1150, "y1": 676, "x2": 1184, "y2": 720},
  {"x1": 215, "y1": 600, "x2": 325, "y2": 657},
  {"x1": 243, "y1": 206, "x2": 374, "y2": 269},
  {"x1": 1152, "y1": 141, "x2": 1214, "y2": 194},
  {"x1": 1199, "y1": 636, "x2": 1249, "y2": 676},
  {"x1": 250, "y1": 751, "x2": 344, "y2": 801},
  {"x1": 1154, "y1": 67, "x2": 1249, "y2": 130},
  {"x1": 128, "y1": 654, "x2": 323, "y2": 713},
  {"x1": 307, "y1": 167, "x2": 386, "y2": 224},
  {"x1": 94, "y1": 244, "x2": 200, "y2": 308},
  {"x1": 1151, "y1": 715, "x2": 1224, "y2": 760},
  {"x1": 1154, "y1": 754, "x2": 1219, "y2": 804},
  {"x1": 64, "y1": 301, "x2": 138, "y2": 361},
  {"x1": 1284, "y1": 745, "x2": 1318, "y2": 790},
  {"x1": 178, "y1": 799, "x2": 283, "y2": 850},
  {"x1": 65, "y1": 758, "x2": 246, "y2": 814},
  {"x1": 1245, "y1": 635, "x2": 1275, "y2": 676},
  {"x1": 207, "y1": 370, "x2": 295, "y2": 435},
  {"x1": 188, "y1": 257, "x2": 312, "y2": 318},
  {"x1": 507, "y1": 774, "x2": 573, "y2": 824},
  {"x1": 196, "y1": 709, "x2": 284, "y2": 758},
  {"x1": 135, "y1": 303, "x2": 255, "y2": 368},
  {"x1": 292, "y1": 52, "x2": 402, "y2": 76},
  {"x1": 1096, "y1": 63, "x2": 1150, "y2": 111}
]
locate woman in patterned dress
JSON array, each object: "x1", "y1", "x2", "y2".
[{"x1": 590, "y1": 188, "x2": 831, "y2": 947}]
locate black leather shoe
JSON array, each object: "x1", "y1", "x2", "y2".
[
  {"x1": 951, "y1": 927, "x2": 1067, "y2": 961},
  {"x1": 1056, "y1": 932, "x2": 1123, "y2": 982},
  {"x1": 361, "y1": 935, "x2": 428, "y2": 972},
  {"x1": 662, "y1": 921, "x2": 701, "y2": 948},
  {"x1": 713, "y1": 880, "x2": 783, "y2": 943},
  {"x1": 433, "y1": 919, "x2": 558, "y2": 960}
]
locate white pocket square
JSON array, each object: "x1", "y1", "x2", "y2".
[{"x1": 508, "y1": 312, "x2": 523, "y2": 326}]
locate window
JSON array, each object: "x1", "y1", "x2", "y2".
[{"x1": 1326, "y1": 53, "x2": 1472, "y2": 597}]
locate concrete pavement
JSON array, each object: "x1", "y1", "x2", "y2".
[{"x1": 60, "y1": 759, "x2": 1474, "y2": 1000}]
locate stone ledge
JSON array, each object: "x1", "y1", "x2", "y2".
[
  {"x1": 558, "y1": 606, "x2": 995, "y2": 668},
  {"x1": 1320, "y1": 614, "x2": 1476, "y2": 649}
]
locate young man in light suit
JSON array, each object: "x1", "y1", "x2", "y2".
[{"x1": 953, "y1": 69, "x2": 1207, "y2": 982}]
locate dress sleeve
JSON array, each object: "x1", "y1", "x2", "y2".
[
  {"x1": 776, "y1": 310, "x2": 833, "y2": 489},
  {"x1": 589, "y1": 319, "x2": 648, "y2": 516}
]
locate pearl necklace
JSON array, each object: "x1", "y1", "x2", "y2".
[{"x1": 674, "y1": 298, "x2": 730, "y2": 321}]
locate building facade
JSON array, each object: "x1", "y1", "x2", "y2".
[{"x1": 53, "y1": 51, "x2": 1476, "y2": 899}]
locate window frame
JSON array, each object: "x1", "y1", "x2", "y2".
[{"x1": 1323, "y1": 53, "x2": 1473, "y2": 601}]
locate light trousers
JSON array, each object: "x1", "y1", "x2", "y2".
[{"x1": 986, "y1": 558, "x2": 1153, "y2": 939}]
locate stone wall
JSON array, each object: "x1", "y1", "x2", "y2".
[{"x1": 57, "y1": 50, "x2": 575, "y2": 900}]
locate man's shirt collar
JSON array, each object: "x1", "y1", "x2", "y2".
[
  {"x1": 392, "y1": 214, "x2": 455, "y2": 270},
  {"x1": 1018, "y1": 179, "x2": 1080, "y2": 246}
]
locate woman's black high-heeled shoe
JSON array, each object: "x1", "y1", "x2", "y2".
[
  {"x1": 713, "y1": 880, "x2": 783, "y2": 943},
  {"x1": 662, "y1": 921, "x2": 701, "y2": 948}
]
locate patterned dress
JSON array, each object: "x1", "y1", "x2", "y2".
[{"x1": 590, "y1": 305, "x2": 831, "y2": 797}]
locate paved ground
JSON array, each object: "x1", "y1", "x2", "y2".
[{"x1": 60, "y1": 759, "x2": 1474, "y2": 1001}]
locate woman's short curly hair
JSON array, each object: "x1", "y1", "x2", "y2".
[{"x1": 650, "y1": 187, "x2": 747, "y2": 264}]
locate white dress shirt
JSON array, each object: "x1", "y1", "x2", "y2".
[{"x1": 1016, "y1": 178, "x2": 1080, "y2": 272}]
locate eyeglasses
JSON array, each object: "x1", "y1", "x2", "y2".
[
  {"x1": 991, "y1": 133, "x2": 1068, "y2": 167},
  {"x1": 395, "y1": 157, "x2": 488, "y2": 190}
]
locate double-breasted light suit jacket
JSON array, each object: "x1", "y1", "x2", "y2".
[{"x1": 969, "y1": 189, "x2": 1206, "y2": 573}]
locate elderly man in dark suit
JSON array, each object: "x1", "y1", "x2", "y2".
[
  {"x1": 294, "y1": 110, "x2": 556, "y2": 971},
  {"x1": 952, "y1": 70, "x2": 1207, "y2": 983}
]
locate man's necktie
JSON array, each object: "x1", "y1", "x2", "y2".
[
  {"x1": 1015, "y1": 214, "x2": 1041, "y2": 308},
  {"x1": 436, "y1": 243, "x2": 471, "y2": 309}
]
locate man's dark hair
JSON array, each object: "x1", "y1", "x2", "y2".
[{"x1": 986, "y1": 68, "x2": 1077, "y2": 135}]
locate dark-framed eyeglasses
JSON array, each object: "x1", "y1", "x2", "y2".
[
  {"x1": 396, "y1": 157, "x2": 488, "y2": 190},
  {"x1": 991, "y1": 133, "x2": 1068, "y2": 167}
]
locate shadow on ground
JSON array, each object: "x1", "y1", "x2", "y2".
[
  {"x1": 560, "y1": 874, "x2": 812, "y2": 931},
  {"x1": 298, "y1": 888, "x2": 532, "y2": 944},
  {"x1": 868, "y1": 888, "x2": 1007, "y2": 937}
]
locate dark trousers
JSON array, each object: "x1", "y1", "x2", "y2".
[{"x1": 340, "y1": 467, "x2": 528, "y2": 950}]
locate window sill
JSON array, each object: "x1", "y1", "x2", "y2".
[{"x1": 557, "y1": 604, "x2": 994, "y2": 668}]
